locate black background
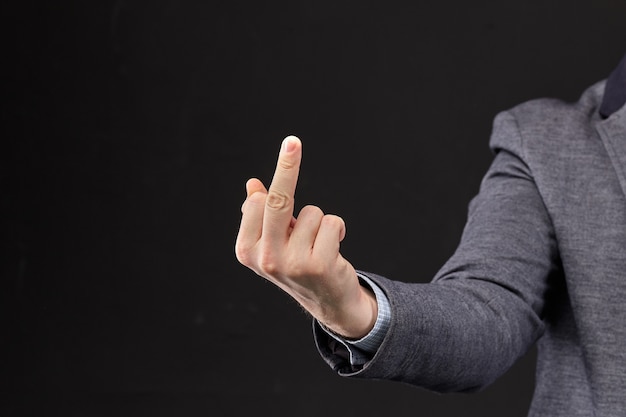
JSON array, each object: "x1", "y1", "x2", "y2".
[{"x1": 2, "y1": 1, "x2": 626, "y2": 416}]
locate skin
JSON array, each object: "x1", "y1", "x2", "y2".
[{"x1": 235, "y1": 136, "x2": 378, "y2": 339}]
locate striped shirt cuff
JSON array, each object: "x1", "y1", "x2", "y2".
[{"x1": 317, "y1": 272, "x2": 391, "y2": 366}]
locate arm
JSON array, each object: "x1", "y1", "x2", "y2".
[
  {"x1": 236, "y1": 114, "x2": 558, "y2": 392},
  {"x1": 315, "y1": 112, "x2": 559, "y2": 392}
]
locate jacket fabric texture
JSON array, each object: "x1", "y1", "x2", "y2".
[{"x1": 314, "y1": 55, "x2": 626, "y2": 417}]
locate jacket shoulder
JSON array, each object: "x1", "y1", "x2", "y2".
[{"x1": 489, "y1": 80, "x2": 606, "y2": 154}]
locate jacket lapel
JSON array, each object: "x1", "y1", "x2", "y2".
[{"x1": 597, "y1": 53, "x2": 626, "y2": 198}]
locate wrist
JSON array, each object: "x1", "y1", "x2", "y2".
[{"x1": 321, "y1": 283, "x2": 378, "y2": 340}]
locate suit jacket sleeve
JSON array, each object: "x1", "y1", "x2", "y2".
[{"x1": 314, "y1": 110, "x2": 560, "y2": 393}]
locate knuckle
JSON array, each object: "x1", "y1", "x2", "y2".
[
  {"x1": 322, "y1": 214, "x2": 343, "y2": 228},
  {"x1": 266, "y1": 190, "x2": 291, "y2": 210},
  {"x1": 278, "y1": 157, "x2": 297, "y2": 171},
  {"x1": 234, "y1": 238, "x2": 256, "y2": 265},
  {"x1": 235, "y1": 244, "x2": 251, "y2": 266},
  {"x1": 258, "y1": 251, "x2": 280, "y2": 275},
  {"x1": 299, "y1": 205, "x2": 324, "y2": 218}
]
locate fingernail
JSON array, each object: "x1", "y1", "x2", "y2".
[{"x1": 282, "y1": 136, "x2": 298, "y2": 153}]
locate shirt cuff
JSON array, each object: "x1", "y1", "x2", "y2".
[{"x1": 317, "y1": 272, "x2": 391, "y2": 366}]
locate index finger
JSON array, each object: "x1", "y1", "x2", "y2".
[{"x1": 263, "y1": 136, "x2": 302, "y2": 242}]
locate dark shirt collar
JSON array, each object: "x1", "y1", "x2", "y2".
[{"x1": 600, "y1": 53, "x2": 626, "y2": 119}]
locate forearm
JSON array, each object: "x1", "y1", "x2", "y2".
[
  {"x1": 315, "y1": 113, "x2": 558, "y2": 391},
  {"x1": 317, "y1": 271, "x2": 544, "y2": 392}
]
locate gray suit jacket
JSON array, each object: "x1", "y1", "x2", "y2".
[{"x1": 314, "y1": 58, "x2": 626, "y2": 416}]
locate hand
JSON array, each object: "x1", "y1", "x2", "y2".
[{"x1": 235, "y1": 136, "x2": 377, "y2": 339}]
